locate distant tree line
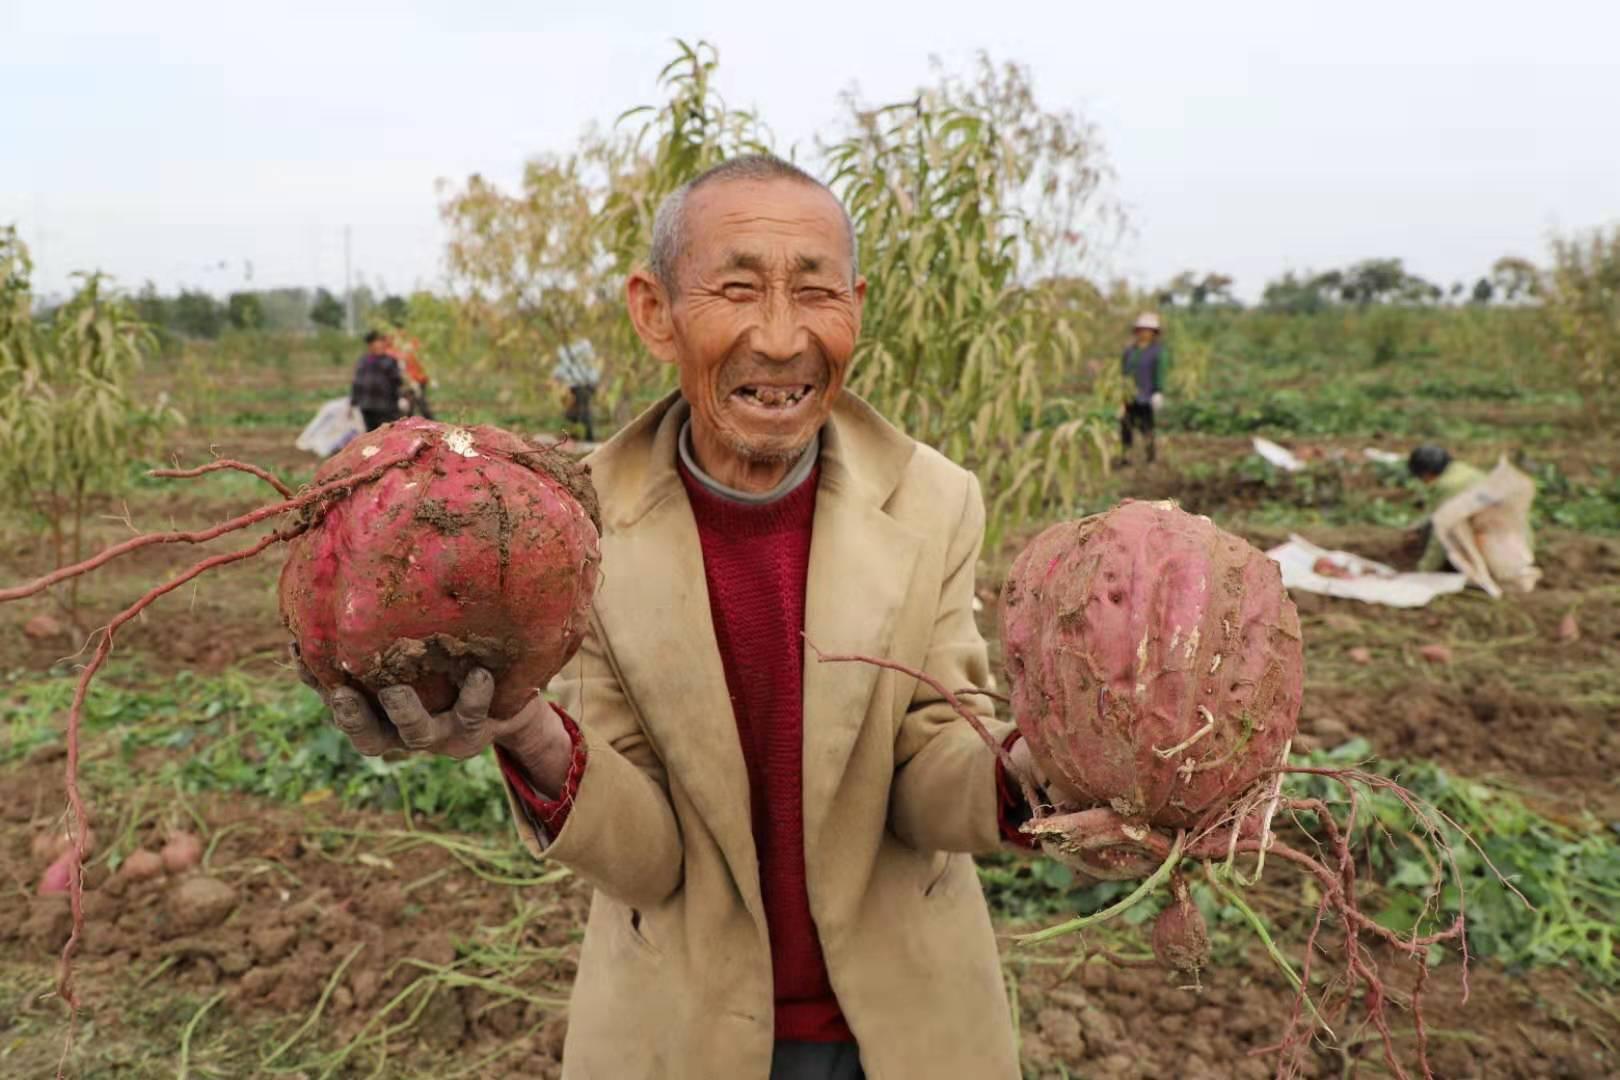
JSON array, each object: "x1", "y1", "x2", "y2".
[
  {"x1": 1156, "y1": 255, "x2": 1544, "y2": 314},
  {"x1": 125, "y1": 284, "x2": 408, "y2": 341}
]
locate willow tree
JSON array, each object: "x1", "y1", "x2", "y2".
[
  {"x1": 439, "y1": 42, "x2": 1124, "y2": 538},
  {"x1": 440, "y1": 152, "x2": 618, "y2": 390},
  {"x1": 440, "y1": 41, "x2": 769, "y2": 423},
  {"x1": 825, "y1": 57, "x2": 1121, "y2": 542}
]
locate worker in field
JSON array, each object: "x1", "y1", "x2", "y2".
[
  {"x1": 386, "y1": 332, "x2": 435, "y2": 420},
  {"x1": 350, "y1": 330, "x2": 407, "y2": 432},
  {"x1": 300, "y1": 154, "x2": 1045, "y2": 1079},
  {"x1": 553, "y1": 339, "x2": 602, "y2": 443},
  {"x1": 1119, "y1": 311, "x2": 1167, "y2": 466},
  {"x1": 1409, "y1": 445, "x2": 1486, "y2": 572}
]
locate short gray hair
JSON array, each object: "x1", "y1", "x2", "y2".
[{"x1": 648, "y1": 154, "x2": 860, "y2": 291}]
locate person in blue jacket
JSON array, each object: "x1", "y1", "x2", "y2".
[{"x1": 1119, "y1": 312, "x2": 1167, "y2": 465}]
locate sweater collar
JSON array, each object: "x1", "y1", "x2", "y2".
[{"x1": 674, "y1": 402, "x2": 820, "y2": 506}]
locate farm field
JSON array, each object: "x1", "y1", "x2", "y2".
[{"x1": 3, "y1": 334, "x2": 1618, "y2": 1079}]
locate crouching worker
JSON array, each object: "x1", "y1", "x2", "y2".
[
  {"x1": 1409, "y1": 445, "x2": 1487, "y2": 572},
  {"x1": 1409, "y1": 445, "x2": 1541, "y2": 592},
  {"x1": 295, "y1": 156, "x2": 1046, "y2": 1079}
]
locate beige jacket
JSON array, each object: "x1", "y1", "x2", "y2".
[{"x1": 508, "y1": 392, "x2": 1021, "y2": 1080}]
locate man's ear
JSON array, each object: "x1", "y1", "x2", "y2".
[
  {"x1": 626, "y1": 268, "x2": 679, "y2": 366},
  {"x1": 851, "y1": 274, "x2": 867, "y2": 338}
]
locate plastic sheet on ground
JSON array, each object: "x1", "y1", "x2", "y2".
[
  {"x1": 1363, "y1": 448, "x2": 1404, "y2": 465},
  {"x1": 296, "y1": 397, "x2": 366, "y2": 457},
  {"x1": 1252, "y1": 437, "x2": 1306, "y2": 472},
  {"x1": 1266, "y1": 535, "x2": 1468, "y2": 608}
]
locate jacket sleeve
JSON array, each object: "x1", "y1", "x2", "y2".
[
  {"x1": 1153, "y1": 348, "x2": 1168, "y2": 393},
  {"x1": 501, "y1": 619, "x2": 684, "y2": 910},
  {"x1": 889, "y1": 472, "x2": 1022, "y2": 856}
]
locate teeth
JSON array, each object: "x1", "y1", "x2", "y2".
[{"x1": 741, "y1": 386, "x2": 809, "y2": 408}]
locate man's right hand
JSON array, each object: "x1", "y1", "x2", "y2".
[
  {"x1": 1022, "y1": 807, "x2": 1168, "y2": 881},
  {"x1": 291, "y1": 645, "x2": 576, "y2": 798}
]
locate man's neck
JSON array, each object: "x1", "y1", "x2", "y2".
[{"x1": 679, "y1": 412, "x2": 819, "y2": 505}]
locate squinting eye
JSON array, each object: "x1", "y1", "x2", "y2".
[{"x1": 798, "y1": 287, "x2": 834, "y2": 301}]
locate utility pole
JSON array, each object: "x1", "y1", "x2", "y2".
[{"x1": 344, "y1": 225, "x2": 354, "y2": 334}]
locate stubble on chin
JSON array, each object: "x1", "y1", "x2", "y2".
[{"x1": 717, "y1": 426, "x2": 811, "y2": 465}]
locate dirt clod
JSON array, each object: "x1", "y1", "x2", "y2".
[
  {"x1": 119, "y1": 849, "x2": 165, "y2": 882},
  {"x1": 1036, "y1": 1007, "x2": 1086, "y2": 1060},
  {"x1": 217, "y1": 948, "x2": 252, "y2": 976},
  {"x1": 417, "y1": 987, "x2": 468, "y2": 1049},
  {"x1": 23, "y1": 896, "x2": 73, "y2": 953},
  {"x1": 357, "y1": 882, "x2": 407, "y2": 926},
  {"x1": 250, "y1": 924, "x2": 297, "y2": 964},
  {"x1": 167, "y1": 876, "x2": 238, "y2": 934},
  {"x1": 351, "y1": 967, "x2": 382, "y2": 1010},
  {"x1": 412, "y1": 930, "x2": 457, "y2": 968},
  {"x1": 239, "y1": 966, "x2": 278, "y2": 999}
]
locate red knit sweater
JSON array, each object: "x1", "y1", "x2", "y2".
[{"x1": 676, "y1": 460, "x2": 850, "y2": 1042}]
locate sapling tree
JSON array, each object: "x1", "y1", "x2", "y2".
[{"x1": 0, "y1": 228, "x2": 180, "y2": 621}]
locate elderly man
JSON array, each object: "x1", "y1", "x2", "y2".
[{"x1": 304, "y1": 155, "x2": 1042, "y2": 1079}]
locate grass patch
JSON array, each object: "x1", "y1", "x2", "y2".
[{"x1": 1, "y1": 668, "x2": 511, "y2": 835}]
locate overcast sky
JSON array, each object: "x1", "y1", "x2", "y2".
[{"x1": 3, "y1": 0, "x2": 1616, "y2": 301}]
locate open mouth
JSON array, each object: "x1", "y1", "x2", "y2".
[{"x1": 731, "y1": 384, "x2": 815, "y2": 410}]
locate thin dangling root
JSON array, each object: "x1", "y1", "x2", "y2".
[
  {"x1": 1, "y1": 440, "x2": 426, "y2": 605},
  {"x1": 0, "y1": 439, "x2": 433, "y2": 1047},
  {"x1": 804, "y1": 640, "x2": 1041, "y2": 812},
  {"x1": 56, "y1": 531, "x2": 283, "y2": 1013},
  {"x1": 1153, "y1": 706, "x2": 1217, "y2": 759},
  {"x1": 150, "y1": 458, "x2": 295, "y2": 498}
]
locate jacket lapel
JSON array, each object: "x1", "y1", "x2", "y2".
[
  {"x1": 800, "y1": 404, "x2": 923, "y2": 853},
  {"x1": 590, "y1": 401, "x2": 763, "y2": 918}
]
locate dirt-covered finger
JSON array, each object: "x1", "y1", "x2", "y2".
[
  {"x1": 329, "y1": 688, "x2": 403, "y2": 755},
  {"x1": 453, "y1": 667, "x2": 495, "y2": 736},
  {"x1": 350, "y1": 719, "x2": 405, "y2": 756},
  {"x1": 328, "y1": 686, "x2": 377, "y2": 733},
  {"x1": 378, "y1": 685, "x2": 448, "y2": 750}
]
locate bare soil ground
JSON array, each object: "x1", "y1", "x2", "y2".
[
  {"x1": 4, "y1": 752, "x2": 1614, "y2": 1079},
  {"x1": 2, "y1": 361, "x2": 1617, "y2": 1077}
]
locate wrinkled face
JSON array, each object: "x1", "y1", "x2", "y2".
[{"x1": 640, "y1": 179, "x2": 865, "y2": 466}]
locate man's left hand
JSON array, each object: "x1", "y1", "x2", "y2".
[
  {"x1": 1150, "y1": 391, "x2": 1165, "y2": 412},
  {"x1": 1006, "y1": 736, "x2": 1047, "y2": 795}
]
